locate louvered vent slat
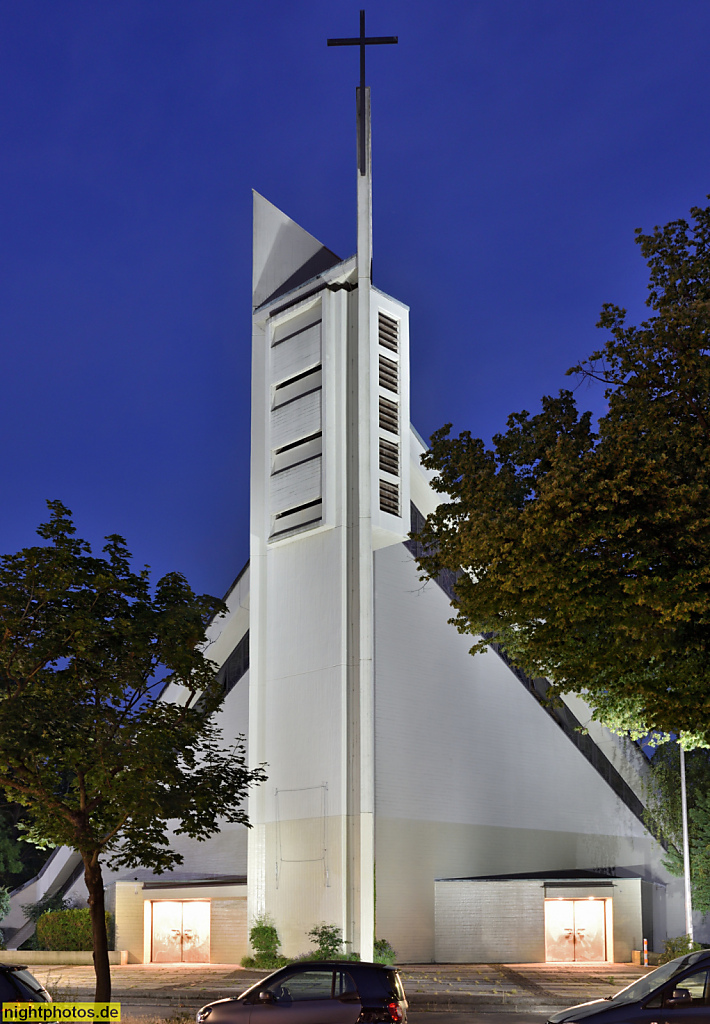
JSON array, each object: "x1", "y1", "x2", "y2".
[
  {"x1": 379, "y1": 438, "x2": 399, "y2": 475},
  {"x1": 379, "y1": 396, "x2": 399, "y2": 435},
  {"x1": 379, "y1": 480, "x2": 400, "y2": 516},
  {"x1": 378, "y1": 312, "x2": 399, "y2": 352},
  {"x1": 379, "y1": 354, "x2": 398, "y2": 393}
]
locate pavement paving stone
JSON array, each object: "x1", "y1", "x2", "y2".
[
  {"x1": 121, "y1": 1011, "x2": 550, "y2": 1024},
  {"x1": 26, "y1": 960, "x2": 653, "y2": 1015}
]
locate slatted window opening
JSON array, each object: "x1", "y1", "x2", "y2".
[
  {"x1": 273, "y1": 365, "x2": 322, "y2": 409},
  {"x1": 379, "y1": 480, "x2": 400, "y2": 517},
  {"x1": 379, "y1": 396, "x2": 399, "y2": 435},
  {"x1": 379, "y1": 438, "x2": 399, "y2": 476},
  {"x1": 269, "y1": 303, "x2": 324, "y2": 540},
  {"x1": 379, "y1": 354, "x2": 398, "y2": 393},
  {"x1": 377, "y1": 311, "x2": 402, "y2": 519},
  {"x1": 217, "y1": 631, "x2": 250, "y2": 696},
  {"x1": 271, "y1": 498, "x2": 323, "y2": 539},
  {"x1": 378, "y1": 311, "x2": 399, "y2": 352},
  {"x1": 273, "y1": 431, "x2": 322, "y2": 475}
]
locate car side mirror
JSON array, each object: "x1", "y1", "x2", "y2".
[
  {"x1": 258, "y1": 992, "x2": 274, "y2": 1003},
  {"x1": 666, "y1": 987, "x2": 692, "y2": 1007}
]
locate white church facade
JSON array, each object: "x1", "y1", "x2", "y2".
[{"x1": 1, "y1": 81, "x2": 696, "y2": 966}]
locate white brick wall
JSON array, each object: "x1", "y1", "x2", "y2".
[
  {"x1": 211, "y1": 898, "x2": 248, "y2": 964},
  {"x1": 435, "y1": 880, "x2": 545, "y2": 962}
]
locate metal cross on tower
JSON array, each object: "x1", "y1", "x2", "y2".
[{"x1": 328, "y1": 10, "x2": 397, "y2": 175}]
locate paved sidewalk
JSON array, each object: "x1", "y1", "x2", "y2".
[
  {"x1": 397, "y1": 962, "x2": 645, "y2": 1013},
  {"x1": 123, "y1": 1012, "x2": 550, "y2": 1024},
  {"x1": 27, "y1": 960, "x2": 651, "y2": 1016}
]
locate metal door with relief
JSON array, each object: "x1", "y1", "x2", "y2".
[
  {"x1": 544, "y1": 899, "x2": 606, "y2": 962},
  {"x1": 572, "y1": 899, "x2": 606, "y2": 962},
  {"x1": 151, "y1": 900, "x2": 210, "y2": 963}
]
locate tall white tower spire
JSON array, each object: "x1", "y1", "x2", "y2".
[
  {"x1": 247, "y1": 12, "x2": 406, "y2": 964},
  {"x1": 328, "y1": 11, "x2": 398, "y2": 962}
]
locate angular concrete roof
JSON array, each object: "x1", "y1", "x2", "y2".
[{"x1": 252, "y1": 191, "x2": 342, "y2": 309}]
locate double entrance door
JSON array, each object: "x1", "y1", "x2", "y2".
[
  {"x1": 544, "y1": 899, "x2": 607, "y2": 962},
  {"x1": 151, "y1": 900, "x2": 210, "y2": 963}
]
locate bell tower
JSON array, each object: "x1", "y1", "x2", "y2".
[{"x1": 247, "y1": 11, "x2": 406, "y2": 960}]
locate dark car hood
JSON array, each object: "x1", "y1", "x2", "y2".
[{"x1": 548, "y1": 998, "x2": 615, "y2": 1022}]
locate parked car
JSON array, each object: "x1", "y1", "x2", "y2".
[
  {"x1": 548, "y1": 948, "x2": 710, "y2": 1022},
  {"x1": 0, "y1": 965, "x2": 52, "y2": 1004},
  {"x1": 196, "y1": 960, "x2": 407, "y2": 1024}
]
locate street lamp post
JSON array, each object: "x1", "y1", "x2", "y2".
[{"x1": 680, "y1": 741, "x2": 694, "y2": 941}]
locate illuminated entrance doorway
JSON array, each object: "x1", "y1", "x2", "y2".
[
  {"x1": 544, "y1": 898, "x2": 609, "y2": 962},
  {"x1": 151, "y1": 900, "x2": 210, "y2": 962}
]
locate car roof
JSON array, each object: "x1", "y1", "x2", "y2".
[
  {"x1": 239, "y1": 960, "x2": 395, "y2": 997},
  {"x1": 668, "y1": 949, "x2": 710, "y2": 967},
  {"x1": 283, "y1": 961, "x2": 391, "y2": 968}
]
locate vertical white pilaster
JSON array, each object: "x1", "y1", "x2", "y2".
[{"x1": 354, "y1": 86, "x2": 375, "y2": 962}]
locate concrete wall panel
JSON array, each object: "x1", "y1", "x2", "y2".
[{"x1": 374, "y1": 817, "x2": 665, "y2": 962}]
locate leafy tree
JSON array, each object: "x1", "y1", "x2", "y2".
[
  {"x1": 0, "y1": 886, "x2": 10, "y2": 921},
  {"x1": 0, "y1": 885, "x2": 9, "y2": 950},
  {"x1": 416, "y1": 201, "x2": 710, "y2": 743},
  {"x1": 0, "y1": 502, "x2": 266, "y2": 1000},
  {"x1": 644, "y1": 742, "x2": 710, "y2": 912},
  {"x1": 690, "y1": 790, "x2": 710, "y2": 915},
  {"x1": 0, "y1": 813, "x2": 23, "y2": 880},
  {"x1": 0, "y1": 793, "x2": 52, "y2": 887}
]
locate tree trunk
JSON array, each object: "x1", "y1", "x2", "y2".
[{"x1": 82, "y1": 852, "x2": 111, "y2": 1002}]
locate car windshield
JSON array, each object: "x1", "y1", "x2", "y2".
[
  {"x1": 11, "y1": 970, "x2": 47, "y2": 1001},
  {"x1": 389, "y1": 972, "x2": 406, "y2": 1001},
  {"x1": 610, "y1": 953, "x2": 709, "y2": 1007}
]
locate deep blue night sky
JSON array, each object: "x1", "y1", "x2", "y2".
[{"x1": 2, "y1": 1, "x2": 710, "y2": 598}]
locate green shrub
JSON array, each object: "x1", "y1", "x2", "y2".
[
  {"x1": 658, "y1": 935, "x2": 706, "y2": 965},
  {"x1": 240, "y1": 951, "x2": 289, "y2": 969},
  {"x1": 240, "y1": 917, "x2": 288, "y2": 969},
  {"x1": 288, "y1": 949, "x2": 360, "y2": 963},
  {"x1": 250, "y1": 917, "x2": 281, "y2": 954},
  {"x1": 21, "y1": 892, "x2": 71, "y2": 923},
  {"x1": 373, "y1": 938, "x2": 396, "y2": 965},
  {"x1": 308, "y1": 923, "x2": 349, "y2": 958},
  {"x1": 36, "y1": 908, "x2": 113, "y2": 952}
]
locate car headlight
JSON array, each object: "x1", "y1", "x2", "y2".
[{"x1": 197, "y1": 1008, "x2": 212, "y2": 1022}]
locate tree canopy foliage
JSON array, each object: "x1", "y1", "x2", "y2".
[
  {"x1": 645, "y1": 742, "x2": 710, "y2": 914},
  {"x1": 416, "y1": 201, "x2": 710, "y2": 742},
  {"x1": 0, "y1": 793, "x2": 53, "y2": 887},
  {"x1": 0, "y1": 502, "x2": 266, "y2": 998}
]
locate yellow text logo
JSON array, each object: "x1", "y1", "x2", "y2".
[{"x1": 2, "y1": 1005, "x2": 120, "y2": 1022}]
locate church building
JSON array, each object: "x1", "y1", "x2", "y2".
[{"x1": 1, "y1": 32, "x2": 695, "y2": 966}]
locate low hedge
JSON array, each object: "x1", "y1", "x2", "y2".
[{"x1": 36, "y1": 909, "x2": 113, "y2": 952}]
